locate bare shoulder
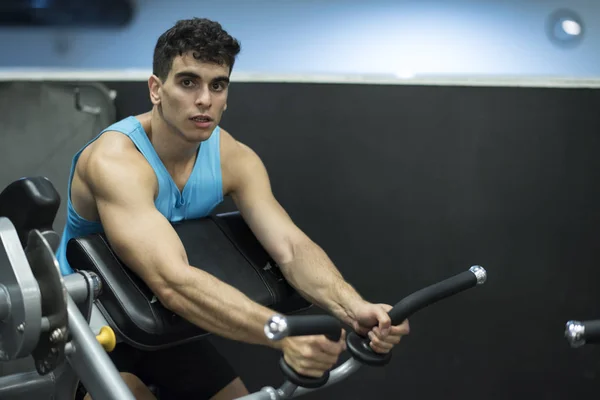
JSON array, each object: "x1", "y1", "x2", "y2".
[
  {"x1": 219, "y1": 127, "x2": 250, "y2": 158},
  {"x1": 72, "y1": 131, "x2": 157, "y2": 219},
  {"x1": 219, "y1": 128, "x2": 265, "y2": 195}
]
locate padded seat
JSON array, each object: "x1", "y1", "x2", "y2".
[
  {"x1": 66, "y1": 211, "x2": 311, "y2": 350},
  {"x1": 0, "y1": 176, "x2": 61, "y2": 251}
]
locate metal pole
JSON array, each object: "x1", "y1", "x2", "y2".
[{"x1": 64, "y1": 295, "x2": 134, "y2": 400}]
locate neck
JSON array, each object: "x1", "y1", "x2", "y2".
[{"x1": 144, "y1": 108, "x2": 199, "y2": 170}]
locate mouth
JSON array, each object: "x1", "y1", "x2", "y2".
[{"x1": 190, "y1": 115, "x2": 212, "y2": 123}]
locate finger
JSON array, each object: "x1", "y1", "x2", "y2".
[
  {"x1": 339, "y1": 329, "x2": 347, "y2": 351},
  {"x1": 372, "y1": 326, "x2": 386, "y2": 339},
  {"x1": 317, "y1": 330, "x2": 345, "y2": 349},
  {"x1": 377, "y1": 322, "x2": 409, "y2": 338},
  {"x1": 299, "y1": 346, "x2": 338, "y2": 370},
  {"x1": 381, "y1": 335, "x2": 402, "y2": 345},
  {"x1": 315, "y1": 350, "x2": 340, "y2": 366},
  {"x1": 371, "y1": 341, "x2": 394, "y2": 352},
  {"x1": 390, "y1": 323, "x2": 410, "y2": 336},
  {"x1": 375, "y1": 306, "x2": 409, "y2": 334},
  {"x1": 299, "y1": 357, "x2": 337, "y2": 371},
  {"x1": 318, "y1": 336, "x2": 345, "y2": 357},
  {"x1": 355, "y1": 325, "x2": 371, "y2": 337},
  {"x1": 368, "y1": 331, "x2": 395, "y2": 350},
  {"x1": 284, "y1": 354, "x2": 325, "y2": 378},
  {"x1": 397, "y1": 319, "x2": 410, "y2": 334},
  {"x1": 373, "y1": 307, "x2": 391, "y2": 336},
  {"x1": 371, "y1": 330, "x2": 402, "y2": 345},
  {"x1": 352, "y1": 321, "x2": 371, "y2": 337},
  {"x1": 369, "y1": 341, "x2": 392, "y2": 354}
]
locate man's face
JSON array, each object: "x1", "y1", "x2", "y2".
[{"x1": 150, "y1": 52, "x2": 230, "y2": 142}]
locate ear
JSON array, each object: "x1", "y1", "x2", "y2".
[
  {"x1": 224, "y1": 104, "x2": 228, "y2": 111},
  {"x1": 148, "y1": 74, "x2": 162, "y2": 105}
]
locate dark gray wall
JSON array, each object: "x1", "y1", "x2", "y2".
[{"x1": 100, "y1": 81, "x2": 600, "y2": 399}]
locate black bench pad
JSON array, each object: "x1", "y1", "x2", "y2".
[{"x1": 66, "y1": 211, "x2": 311, "y2": 350}]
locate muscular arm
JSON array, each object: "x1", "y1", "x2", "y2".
[
  {"x1": 223, "y1": 134, "x2": 365, "y2": 326},
  {"x1": 85, "y1": 146, "x2": 280, "y2": 348}
]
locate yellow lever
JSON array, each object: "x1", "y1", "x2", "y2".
[{"x1": 96, "y1": 326, "x2": 116, "y2": 352}]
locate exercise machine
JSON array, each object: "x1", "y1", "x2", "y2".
[
  {"x1": 238, "y1": 264, "x2": 487, "y2": 400},
  {"x1": 0, "y1": 177, "x2": 136, "y2": 399},
  {"x1": 0, "y1": 176, "x2": 489, "y2": 399}
]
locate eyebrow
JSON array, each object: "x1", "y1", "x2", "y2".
[{"x1": 174, "y1": 71, "x2": 230, "y2": 84}]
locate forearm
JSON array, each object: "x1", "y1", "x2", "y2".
[
  {"x1": 279, "y1": 239, "x2": 364, "y2": 326},
  {"x1": 160, "y1": 266, "x2": 281, "y2": 349}
]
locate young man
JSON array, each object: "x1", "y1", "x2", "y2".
[{"x1": 56, "y1": 18, "x2": 410, "y2": 400}]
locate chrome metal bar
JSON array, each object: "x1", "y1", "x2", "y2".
[{"x1": 64, "y1": 295, "x2": 134, "y2": 400}]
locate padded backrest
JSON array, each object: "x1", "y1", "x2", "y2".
[{"x1": 0, "y1": 177, "x2": 61, "y2": 251}]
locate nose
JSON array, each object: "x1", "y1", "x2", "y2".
[{"x1": 195, "y1": 85, "x2": 212, "y2": 108}]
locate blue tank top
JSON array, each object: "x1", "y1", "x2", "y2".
[{"x1": 55, "y1": 116, "x2": 223, "y2": 276}]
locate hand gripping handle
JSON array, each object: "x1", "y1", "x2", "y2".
[
  {"x1": 347, "y1": 266, "x2": 487, "y2": 366},
  {"x1": 265, "y1": 314, "x2": 342, "y2": 388}
]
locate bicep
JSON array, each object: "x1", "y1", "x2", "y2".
[
  {"x1": 89, "y1": 158, "x2": 188, "y2": 294},
  {"x1": 97, "y1": 198, "x2": 188, "y2": 290}
]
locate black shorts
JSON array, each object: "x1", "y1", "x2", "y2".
[{"x1": 77, "y1": 338, "x2": 239, "y2": 400}]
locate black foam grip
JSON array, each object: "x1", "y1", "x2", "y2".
[
  {"x1": 285, "y1": 315, "x2": 342, "y2": 341},
  {"x1": 582, "y1": 320, "x2": 600, "y2": 344},
  {"x1": 388, "y1": 270, "x2": 477, "y2": 325}
]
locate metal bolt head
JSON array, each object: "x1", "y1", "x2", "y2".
[
  {"x1": 264, "y1": 314, "x2": 288, "y2": 340},
  {"x1": 89, "y1": 272, "x2": 103, "y2": 299},
  {"x1": 17, "y1": 323, "x2": 25, "y2": 333},
  {"x1": 50, "y1": 328, "x2": 64, "y2": 343}
]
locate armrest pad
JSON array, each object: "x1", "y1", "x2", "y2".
[{"x1": 66, "y1": 212, "x2": 311, "y2": 350}]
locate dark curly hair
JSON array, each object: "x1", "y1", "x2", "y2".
[{"x1": 152, "y1": 18, "x2": 241, "y2": 81}]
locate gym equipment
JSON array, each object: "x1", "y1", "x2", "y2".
[
  {"x1": 66, "y1": 212, "x2": 311, "y2": 351},
  {"x1": 237, "y1": 265, "x2": 487, "y2": 400},
  {"x1": 0, "y1": 176, "x2": 61, "y2": 251},
  {"x1": 0, "y1": 177, "x2": 136, "y2": 399},
  {"x1": 565, "y1": 319, "x2": 600, "y2": 348},
  {"x1": 0, "y1": 176, "x2": 489, "y2": 399}
]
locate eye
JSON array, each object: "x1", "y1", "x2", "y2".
[
  {"x1": 211, "y1": 81, "x2": 227, "y2": 91},
  {"x1": 181, "y1": 79, "x2": 194, "y2": 87}
]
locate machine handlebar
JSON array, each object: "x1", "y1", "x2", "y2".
[
  {"x1": 347, "y1": 265, "x2": 487, "y2": 365},
  {"x1": 258, "y1": 265, "x2": 488, "y2": 398}
]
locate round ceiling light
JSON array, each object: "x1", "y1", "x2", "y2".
[{"x1": 546, "y1": 9, "x2": 584, "y2": 49}]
